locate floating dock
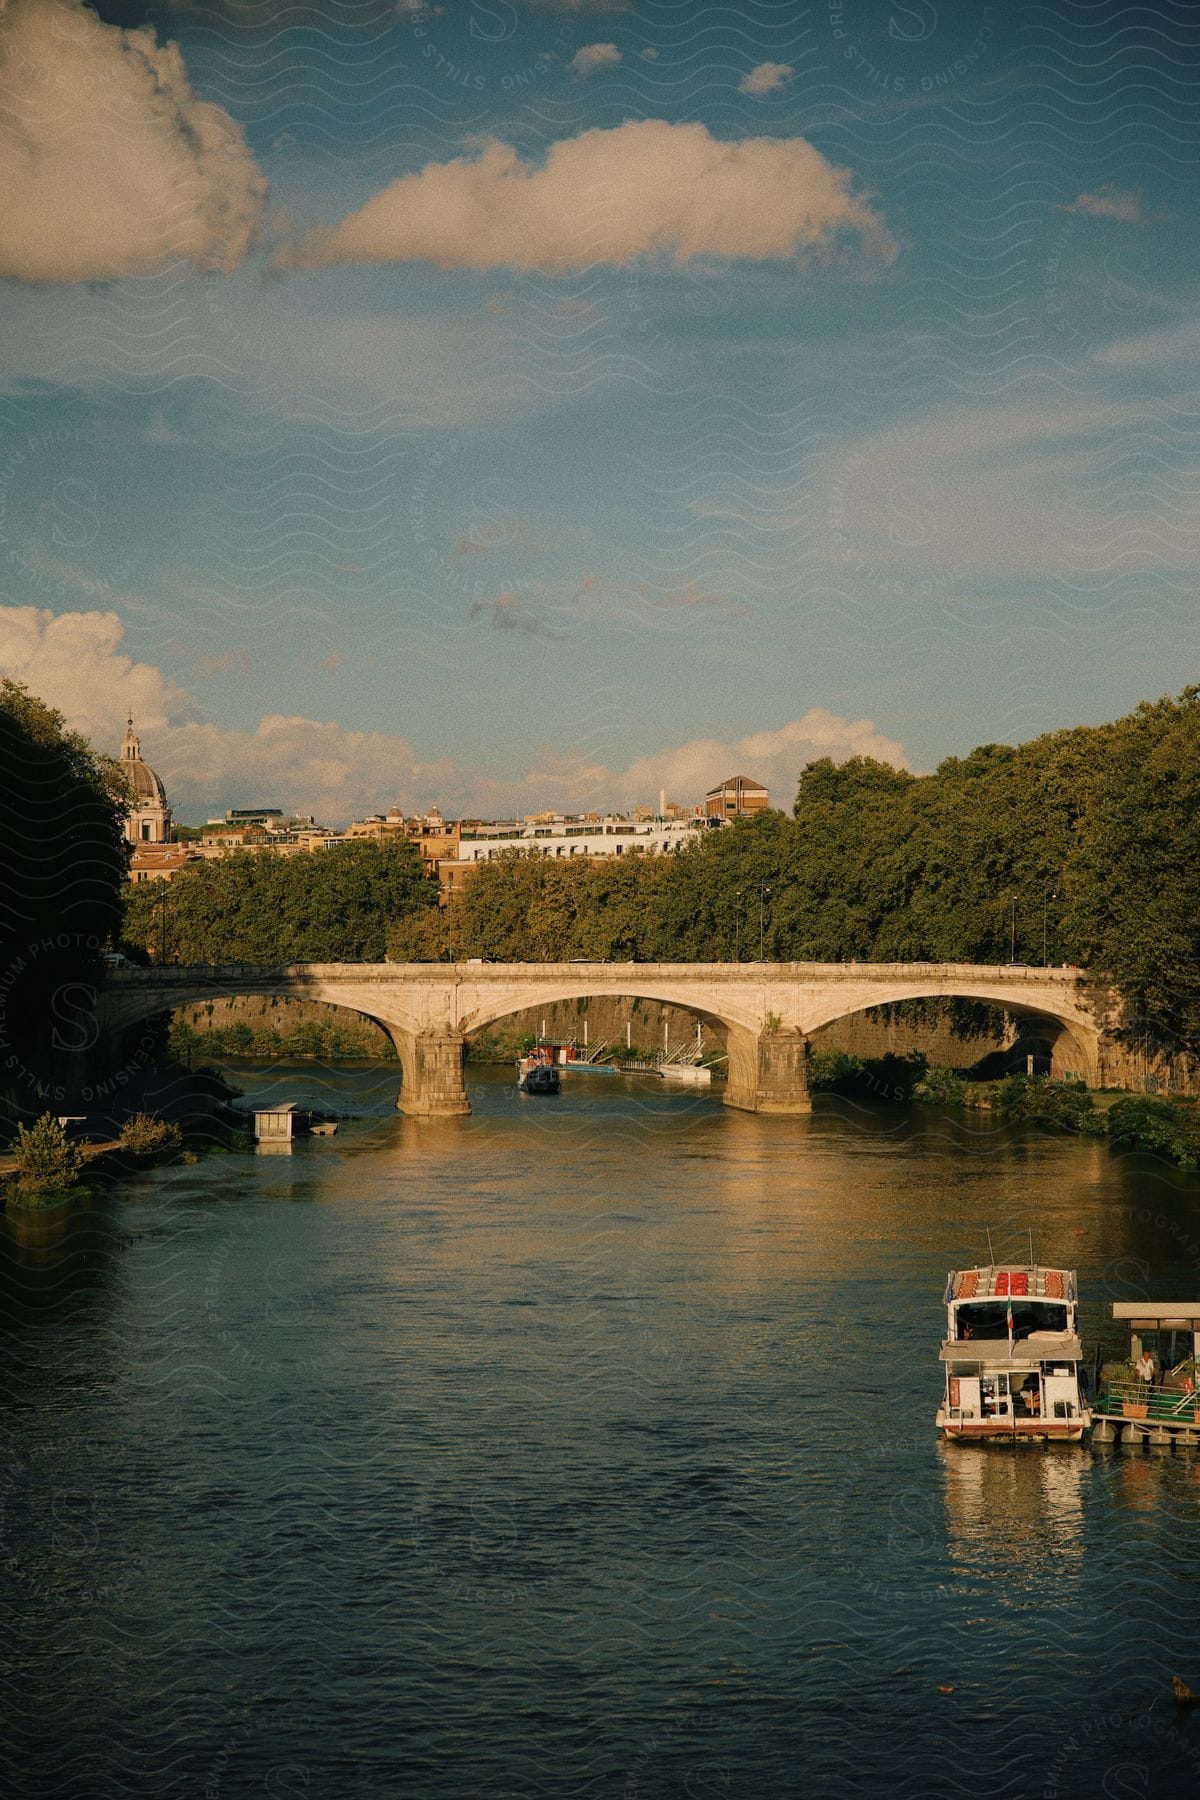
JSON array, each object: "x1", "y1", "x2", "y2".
[{"x1": 1091, "y1": 1302, "x2": 1200, "y2": 1448}]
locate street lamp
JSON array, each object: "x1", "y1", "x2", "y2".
[
  {"x1": 734, "y1": 889, "x2": 743, "y2": 962},
  {"x1": 159, "y1": 880, "x2": 168, "y2": 966},
  {"x1": 1009, "y1": 896, "x2": 1016, "y2": 964},
  {"x1": 759, "y1": 884, "x2": 771, "y2": 962}
]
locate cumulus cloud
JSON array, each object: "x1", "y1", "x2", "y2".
[
  {"x1": 278, "y1": 120, "x2": 896, "y2": 275},
  {"x1": 571, "y1": 42, "x2": 621, "y2": 76},
  {"x1": 603, "y1": 713, "x2": 909, "y2": 810},
  {"x1": 0, "y1": 605, "x2": 907, "y2": 821},
  {"x1": 739, "y1": 61, "x2": 793, "y2": 97},
  {"x1": 1066, "y1": 186, "x2": 1143, "y2": 225},
  {"x1": 0, "y1": 605, "x2": 187, "y2": 742},
  {"x1": 0, "y1": 0, "x2": 267, "y2": 283}
]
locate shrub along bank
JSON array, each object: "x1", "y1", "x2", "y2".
[
  {"x1": 169, "y1": 1010, "x2": 397, "y2": 1063},
  {"x1": 3, "y1": 1110, "x2": 188, "y2": 1208},
  {"x1": 814, "y1": 1058, "x2": 1200, "y2": 1169}
]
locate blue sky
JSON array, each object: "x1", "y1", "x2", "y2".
[{"x1": 2, "y1": 0, "x2": 1199, "y2": 820}]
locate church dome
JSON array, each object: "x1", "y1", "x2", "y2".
[{"x1": 120, "y1": 719, "x2": 167, "y2": 805}]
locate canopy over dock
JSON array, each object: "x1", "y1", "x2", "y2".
[
  {"x1": 1110, "y1": 1303, "x2": 1200, "y2": 1362},
  {"x1": 1111, "y1": 1304, "x2": 1200, "y2": 1328}
]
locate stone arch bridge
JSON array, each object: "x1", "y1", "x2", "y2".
[{"x1": 96, "y1": 961, "x2": 1115, "y2": 1117}]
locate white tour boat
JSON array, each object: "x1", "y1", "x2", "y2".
[{"x1": 937, "y1": 1262, "x2": 1091, "y2": 1442}]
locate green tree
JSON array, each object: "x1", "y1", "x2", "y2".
[
  {"x1": 13, "y1": 1113, "x2": 83, "y2": 1192},
  {"x1": 381, "y1": 687, "x2": 1200, "y2": 1060},
  {"x1": 0, "y1": 682, "x2": 130, "y2": 1127},
  {"x1": 123, "y1": 839, "x2": 435, "y2": 965},
  {"x1": 1066, "y1": 692, "x2": 1200, "y2": 1053}
]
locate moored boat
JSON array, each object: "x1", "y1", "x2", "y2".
[
  {"x1": 516, "y1": 1051, "x2": 560, "y2": 1095},
  {"x1": 937, "y1": 1263, "x2": 1090, "y2": 1442}
]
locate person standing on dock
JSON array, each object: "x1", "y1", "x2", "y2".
[{"x1": 1135, "y1": 1348, "x2": 1155, "y2": 1387}]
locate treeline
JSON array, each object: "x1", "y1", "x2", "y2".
[
  {"x1": 114, "y1": 688, "x2": 1200, "y2": 1059},
  {"x1": 123, "y1": 838, "x2": 436, "y2": 965},
  {"x1": 0, "y1": 682, "x2": 130, "y2": 1124},
  {"x1": 390, "y1": 688, "x2": 1200, "y2": 1054}
]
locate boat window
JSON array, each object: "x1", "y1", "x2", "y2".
[{"x1": 956, "y1": 1301, "x2": 1068, "y2": 1339}]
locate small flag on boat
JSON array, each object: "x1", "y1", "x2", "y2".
[{"x1": 1006, "y1": 1299, "x2": 1014, "y2": 1335}]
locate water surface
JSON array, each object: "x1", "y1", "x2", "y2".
[{"x1": 4, "y1": 1065, "x2": 1200, "y2": 1798}]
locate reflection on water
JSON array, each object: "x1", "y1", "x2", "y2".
[
  {"x1": 3, "y1": 1064, "x2": 1200, "y2": 1798},
  {"x1": 942, "y1": 1442, "x2": 1085, "y2": 1574}
]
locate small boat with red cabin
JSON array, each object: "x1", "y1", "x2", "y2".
[{"x1": 937, "y1": 1263, "x2": 1090, "y2": 1442}]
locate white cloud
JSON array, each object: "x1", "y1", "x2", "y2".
[
  {"x1": 571, "y1": 42, "x2": 621, "y2": 76},
  {"x1": 1066, "y1": 186, "x2": 1143, "y2": 226},
  {"x1": 0, "y1": 605, "x2": 907, "y2": 821},
  {"x1": 0, "y1": 0, "x2": 267, "y2": 284},
  {"x1": 278, "y1": 120, "x2": 896, "y2": 275},
  {"x1": 606, "y1": 713, "x2": 909, "y2": 811},
  {"x1": 0, "y1": 605, "x2": 188, "y2": 742},
  {"x1": 739, "y1": 61, "x2": 793, "y2": 97}
]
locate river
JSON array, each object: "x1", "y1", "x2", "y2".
[{"x1": 3, "y1": 1063, "x2": 1200, "y2": 1798}]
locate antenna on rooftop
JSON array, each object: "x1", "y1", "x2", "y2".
[
  {"x1": 985, "y1": 1225, "x2": 995, "y2": 1268},
  {"x1": 1028, "y1": 1226, "x2": 1035, "y2": 1269}
]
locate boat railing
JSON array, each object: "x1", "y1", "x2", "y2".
[{"x1": 1095, "y1": 1378, "x2": 1197, "y2": 1418}]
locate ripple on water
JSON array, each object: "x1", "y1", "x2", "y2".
[{"x1": 3, "y1": 1064, "x2": 1200, "y2": 1797}]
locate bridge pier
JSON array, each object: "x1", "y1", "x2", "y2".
[
  {"x1": 392, "y1": 1025, "x2": 470, "y2": 1118},
  {"x1": 724, "y1": 1026, "x2": 811, "y2": 1116}
]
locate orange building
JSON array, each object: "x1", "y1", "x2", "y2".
[
  {"x1": 129, "y1": 844, "x2": 201, "y2": 884},
  {"x1": 704, "y1": 774, "x2": 769, "y2": 820},
  {"x1": 347, "y1": 807, "x2": 460, "y2": 881}
]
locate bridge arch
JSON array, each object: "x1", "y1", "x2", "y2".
[
  {"x1": 797, "y1": 982, "x2": 1102, "y2": 1084},
  {"x1": 96, "y1": 970, "x2": 443, "y2": 1113},
  {"x1": 457, "y1": 981, "x2": 770, "y2": 1114}
]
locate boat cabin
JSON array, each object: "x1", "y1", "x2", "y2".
[{"x1": 937, "y1": 1265, "x2": 1089, "y2": 1441}]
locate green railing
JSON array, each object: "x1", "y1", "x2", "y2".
[{"x1": 1096, "y1": 1380, "x2": 1198, "y2": 1421}]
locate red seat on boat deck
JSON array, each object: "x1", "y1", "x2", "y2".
[
  {"x1": 1011, "y1": 1273, "x2": 1028, "y2": 1296},
  {"x1": 1045, "y1": 1272, "x2": 1063, "y2": 1299},
  {"x1": 958, "y1": 1271, "x2": 978, "y2": 1299},
  {"x1": 995, "y1": 1272, "x2": 1010, "y2": 1296}
]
